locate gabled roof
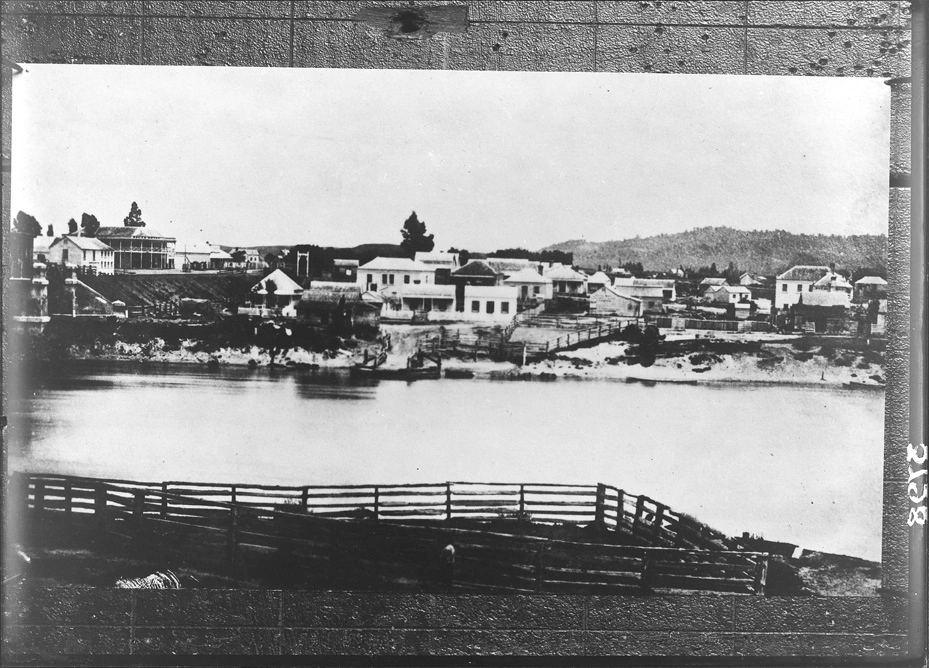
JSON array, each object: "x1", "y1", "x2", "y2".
[
  {"x1": 777, "y1": 265, "x2": 830, "y2": 282},
  {"x1": 307, "y1": 281, "x2": 361, "y2": 292},
  {"x1": 52, "y1": 235, "x2": 113, "y2": 251},
  {"x1": 415, "y1": 251, "x2": 458, "y2": 266},
  {"x1": 854, "y1": 276, "x2": 888, "y2": 285},
  {"x1": 797, "y1": 291, "x2": 850, "y2": 308},
  {"x1": 210, "y1": 249, "x2": 233, "y2": 260},
  {"x1": 614, "y1": 278, "x2": 675, "y2": 288},
  {"x1": 813, "y1": 272, "x2": 853, "y2": 290},
  {"x1": 176, "y1": 240, "x2": 213, "y2": 255},
  {"x1": 721, "y1": 285, "x2": 752, "y2": 294},
  {"x1": 95, "y1": 226, "x2": 174, "y2": 241},
  {"x1": 484, "y1": 258, "x2": 535, "y2": 274},
  {"x1": 699, "y1": 277, "x2": 727, "y2": 286},
  {"x1": 703, "y1": 285, "x2": 724, "y2": 294},
  {"x1": 396, "y1": 284, "x2": 457, "y2": 298},
  {"x1": 333, "y1": 258, "x2": 359, "y2": 267},
  {"x1": 590, "y1": 286, "x2": 641, "y2": 303},
  {"x1": 360, "y1": 256, "x2": 431, "y2": 272},
  {"x1": 453, "y1": 260, "x2": 499, "y2": 278},
  {"x1": 502, "y1": 267, "x2": 552, "y2": 285},
  {"x1": 545, "y1": 264, "x2": 587, "y2": 281},
  {"x1": 587, "y1": 271, "x2": 611, "y2": 285},
  {"x1": 251, "y1": 268, "x2": 304, "y2": 296}
]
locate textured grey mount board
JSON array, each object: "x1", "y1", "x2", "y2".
[{"x1": 0, "y1": 0, "x2": 923, "y2": 662}]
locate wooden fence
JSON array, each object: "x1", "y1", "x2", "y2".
[
  {"x1": 13, "y1": 473, "x2": 768, "y2": 595},
  {"x1": 650, "y1": 316, "x2": 772, "y2": 333}
]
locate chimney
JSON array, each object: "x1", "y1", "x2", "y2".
[
  {"x1": 537, "y1": 263, "x2": 543, "y2": 276},
  {"x1": 828, "y1": 262, "x2": 836, "y2": 273}
]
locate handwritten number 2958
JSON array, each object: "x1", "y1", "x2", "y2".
[{"x1": 907, "y1": 443, "x2": 927, "y2": 526}]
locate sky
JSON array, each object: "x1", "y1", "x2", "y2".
[{"x1": 11, "y1": 65, "x2": 890, "y2": 251}]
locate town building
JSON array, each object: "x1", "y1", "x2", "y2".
[
  {"x1": 47, "y1": 236, "x2": 115, "y2": 275},
  {"x1": 461, "y1": 285, "x2": 518, "y2": 321},
  {"x1": 502, "y1": 267, "x2": 553, "y2": 305},
  {"x1": 775, "y1": 264, "x2": 850, "y2": 310},
  {"x1": 414, "y1": 251, "x2": 460, "y2": 272},
  {"x1": 854, "y1": 275, "x2": 888, "y2": 303},
  {"x1": 699, "y1": 277, "x2": 727, "y2": 288},
  {"x1": 451, "y1": 260, "x2": 501, "y2": 287},
  {"x1": 788, "y1": 291, "x2": 852, "y2": 333},
  {"x1": 707, "y1": 284, "x2": 752, "y2": 305},
  {"x1": 544, "y1": 264, "x2": 588, "y2": 295},
  {"x1": 381, "y1": 284, "x2": 458, "y2": 321},
  {"x1": 739, "y1": 272, "x2": 766, "y2": 287},
  {"x1": 296, "y1": 281, "x2": 379, "y2": 330},
  {"x1": 612, "y1": 278, "x2": 676, "y2": 312},
  {"x1": 240, "y1": 269, "x2": 304, "y2": 318},
  {"x1": 95, "y1": 226, "x2": 176, "y2": 271},
  {"x1": 588, "y1": 286, "x2": 642, "y2": 316},
  {"x1": 586, "y1": 271, "x2": 612, "y2": 294},
  {"x1": 358, "y1": 257, "x2": 433, "y2": 292},
  {"x1": 175, "y1": 241, "x2": 214, "y2": 270},
  {"x1": 210, "y1": 248, "x2": 233, "y2": 270}
]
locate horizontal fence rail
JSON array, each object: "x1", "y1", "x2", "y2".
[{"x1": 14, "y1": 473, "x2": 769, "y2": 595}]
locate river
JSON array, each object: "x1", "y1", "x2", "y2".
[{"x1": 6, "y1": 361, "x2": 884, "y2": 561}]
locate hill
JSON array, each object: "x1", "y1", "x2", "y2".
[{"x1": 543, "y1": 227, "x2": 887, "y2": 275}]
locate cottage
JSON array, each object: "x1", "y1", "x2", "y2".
[
  {"x1": 296, "y1": 281, "x2": 379, "y2": 330},
  {"x1": 709, "y1": 284, "x2": 752, "y2": 305},
  {"x1": 451, "y1": 259, "x2": 501, "y2": 287},
  {"x1": 47, "y1": 236, "x2": 115, "y2": 275},
  {"x1": 484, "y1": 258, "x2": 539, "y2": 277},
  {"x1": 210, "y1": 248, "x2": 233, "y2": 270},
  {"x1": 586, "y1": 271, "x2": 612, "y2": 294},
  {"x1": 544, "y1": 264, "x2": 588, "y2": 295},
  {"x1": 414, "y1": 251, "x2": 460, "y2": 272},
  {"x1": 775, "y1": 265, "x2": 849, "y2": 310},
  {"x1": 95, "y1": 226, "x2": 176, "y2": 271},
  {"x1": 853, "y1": 276, "x2": 887, "y2": 303},
  {"x1": 502, "y1": 267, "x2": 553, "y2": 304},
  {"x1": 175, "y1": 241, "x2": 214, "y2": 270},
  {"x1": 699, "y1": 277, "x2": 727, "y2": 288},
  {"x1": 32, "y1": 236, "x2": 51, "y2": 263},
  {"x1": 240, "y1": 269, "x2": 304, "y2": 318},
  {"x1": 381, "y1": 284, "x2": 458, "y2": 321},
  {"x1": 359, "y1": 257, "x2": 433, "y2": 292},
  {"x1": 612, "y1": 278, "x2": 675, "y2": 312},
  {"x1": 330, "y1": 259, "x2": 359, "y2": 282},
  {"x1": 789, "y1": 291, "x2": 851, "y2": 333},
  {"x1": 588, "y1": 286, "x2": 642, "y2": 316},
  {"x1": 739, "y1": 272, "x2": 766, "y2": 287},
  {"x1": 462, "y1": 285, "x2": 518, "y2": 322}
]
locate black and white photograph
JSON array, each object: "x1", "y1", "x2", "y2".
[{"x1": 5, "y1": 63, "x2": 893, "y2": 603}]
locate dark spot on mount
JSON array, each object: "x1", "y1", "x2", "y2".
[
  {"x1": 847, "y1": 18, "x2": 857, "y2": 25},
  {"x1": 391, "y1": 9, "x2": 425, "y2": 34},
  {"x1": 700, "y1": 33, "x2": 709, "y2": 41},
  {"x1": 629, "y1": 45, "x2": 638, "y2": 53},
  {"x1": 843, "y1": 41, "x2": 853, "y2": 48},
  {"x1": 663, "y1": 47, "x2": 670, "y2": 54},
  {"x1": 788, "y1": 66, "x2": 798, "y2": 73},
  {"x1": 215, "y1": 30, "x2": 228, "y2": 38},
  {"x1": 866, "y1": 68, "x2": 874, "y2": 75},
  {"x1": 818, "y1": 57, "x2": 828, "y2": 65},
  {"x1": 827, "y1": 31, "x2": 837, "y2": 37},
  {"x1": 501, "y1": 30, "x2": 508, "y2": 38},
  {"x1": 677, "y1": 60, "x2": 685, "y2": 66},
  {"x1": 492, "y1": 43, "x2": 501, "y2": 51}
]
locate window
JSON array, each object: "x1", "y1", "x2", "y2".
[
  {"x1": 389, "y1": 274, "x2": 395, "y2": 285},
  {"x1": 486, "y1": 301, "x2": 495, "y2": 314},
  {"x1": 471, "y1": 300, "x2": 479, "y2": 313},
  {"x1": 796, "y1": 284, "x2": 802, "y2": 292},
  {"x1": 781, "y1": 284, "x2": 787, "y2": 292},
  {"x1": 404, "y1": 275, "x2": 410, "y2": 284},
  {"x1": 501, "y1": 302, "x2": 509, "y2": 314},
  {"x1": 382, "y1": 274, "x2": 388, "y2": 284},
  {"x1": 367, "y1": 274, "x2": 373, "y2": 284},
  {"x1": 808, "y1": 285, "x2": 813, "y2": 291},
  {"x1": 62, "y1": 249, "x2": 69, "y2": 261},
  {"x1": 533, "y1": 286, "x2": 540, "y2": 295}
]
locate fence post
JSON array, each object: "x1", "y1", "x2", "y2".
[
  {"x1": 95, "y1": 484, "x2": 108, "y2": 534},
  {"x1": 230, "y1": 485, "x2": 237, "y2": 505},
  {"x1": 754, "y1": 556, "x2": 769, "y2": 595},
  {"x1": 161, "y1": 482, "x2": 168, "y2": 519},
  {"x1": 594, "y1": 484, "x2": 606, "y2": 529},
  {"x1": 301, "y1": 487, "x2": 309, "y2": 511},
  {"x1": 63, "y1": 481, "x2": 73, "y2": 517},
  {"x1": 616, "y1": 490, "x2": 625, "y2": 531},
  {"x1": 227, "y1": 505, "x2": 240, "y2": 576},
  {"x1": 445, "y1": 483, "x2": 452, "y2": 521},
  {"x1": 633, "y1": 496, "x2": 645, "y2": 539},
  {"x1": 518, "y1": 485, "x2": 526, "y2": 517},
  {"x1": 653, "y1": 504, "x2": 666, "y2": 541},
  {"x1": 34, "y1": 480, "x2": 45, "y2": 514},
  {"x1": 373, "y1": 486, "x2": 380, "y2": 521},
  {"x1": 535, "y1": 545, "x2": 546, "y2": 592}
]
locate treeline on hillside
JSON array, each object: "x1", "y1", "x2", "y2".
[{"x1": 543, "y1": 227, "x2": 887, "y2": 275}]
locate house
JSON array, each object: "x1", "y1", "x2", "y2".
[
  {"x1": 853, "y1": 276, "x2": 887, "y2": 303},
  {"x1": 588, "y1": 286, "x2": 642, "y2": 317},
  {"x1": 331, "y1": 259, "x2": 359, "y2": 282},
  {"x1": 32, "y1": 236, "x2": 52, "y2": 262},
  {"x1": 94, "y1": 226, "x2": 176, "y2": 271},
  {"x1": 175, "y1": 241, "x2": 214, "y2": 270},
  {"x1": 545, "y1": 264, "x2": 588, "y2": 295},
  {"x1": 461, "y1": 285, "x2": 518, "y2": 322},
  {"x1": 47, "y1": 236, "x2": 115, "y2": 275},
  {"x1": 484, "y1": 257, "x2": 540, "y2": 277},
  {"x1": 358, "y1": 257, "x2": 433, "y2": 292},
  {"x1": 380, "y1": 284, "x2": 458, "y2": 321},
  {"x1": 586, "y1": 271, "x2": 612, "y2": 294},
  {"x1": 708, "y1": 284, "x2": 752, "y2": 305},
  {"x1": 240, "y1": 269, "x2": 304, "y2": 318},
  {"x1": 210, "y1": 248, "x2": 233, "y2": 270},
  {"x1": 788, "y1": 291, "x2": 852, "y2": 333},
  {"x1": 415, "y1": 251, "x2": 460, "y2": 272},
  {"x1": 502, "y1": 267, "x2": 553, "y2": 304},
  {"x1": 739, "y1": 272, "x2": 766, "y2": 287},
  {"x1": 775, "y1": 264, "x2": 851, "y2": 310},
  {"x1": 612, "y1": 278, "x2": 676, "y2": 312},
  {"x1": 244, "y1": 249, "x2": 261, "y2": 270},
  {"x1": 295, "y1": 281, "x2": 379, "y2": 330},
  {"x1": 9, "y1": 232, "x2": 50, "y2": 329},
  {"x1": 699, "y1": 277, "x2": 727, "y2": 288},
  {"x1": 451, "y1": 260, "x2": 501, "y2": 287}
]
